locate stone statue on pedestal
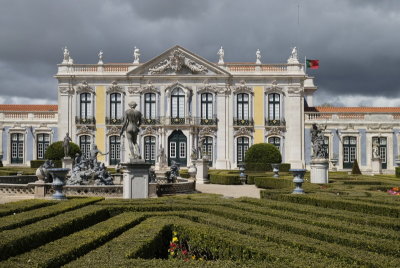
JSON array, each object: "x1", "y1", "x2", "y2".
[
  {"x1": 256, "y1": 49, "x2": 261, "y2": 64},
  {"x1": 311, "y1": 123, "x2": 327, "y2": 159},
  {"x1": 133, "y1": 46, "x2": 140, "y2": 63},
  {"x1": 63, "y1": 133, "x2": 72, "y2": 157},
  {"x1": 98, "y1": 50, "x2": 103, "y2": 64},
  {"x1": 218, "y1": 46, "x2": 224, "y2": 64},
  {"x1": 157, "y1": 145, "x2": 167, "y2": 168},
  {"x1": 120, "y1": 101, "x2": 142, "y2": 160},
  {"x1": 372, "y1": 140, "x2": 380, "y2": 159}
]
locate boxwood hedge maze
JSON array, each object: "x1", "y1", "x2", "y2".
[{"x1": 0, "y1": 194, "x2": 399, "y2": 267}]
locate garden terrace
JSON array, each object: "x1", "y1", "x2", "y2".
[{"x1": 0, "y1": 186, "x2": 399, "y2": 267}]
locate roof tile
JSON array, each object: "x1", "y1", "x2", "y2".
[{"x1": 0, "y1": 105, "x2": 58, "y2": 112}]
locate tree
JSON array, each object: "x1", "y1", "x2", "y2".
[
  {"x1": 45, "y1": 141, "x2": 81, "y2": 160},
  {"x1": 351, "y1": 159, "x2": 362, "y2": 175},
  {"x1": 244, "y1": 143, "x2": 282, "y2": 171}
]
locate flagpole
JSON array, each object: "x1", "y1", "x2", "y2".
[{"x1": 304, "y1": 56, "x2": 307, "y2": 76}]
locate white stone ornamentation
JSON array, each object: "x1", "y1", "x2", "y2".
[
  {"x1": 218, "y1": 46, "x2": 224, "y2": 64},
  {"x1": 287, "y1": 46, "x2": 299, "y2": 64},
  {"x1": 140, "y1": 81, "x2": 159, "y2": 94},
  {"x1": 76, "y1": 81, "x2": 95, "y2": 94},
  {"x1": 127, "y1": 87, "x2": 141, "y2": 95},
  {"x1": 59, "y1": 86, "x2": 74, "y2": 95},
  {"x1": 142, "y1": 126, "x2": 158, "y2": 135},
  {"x1": 133, "y1": 46, "x2": 140, "y2": 64},
  {"x1": 149, "y1": 50, "x2": 207, "y2": 74},
  {"x1": 266, "y1": 80, "x2": 284, "y2": 95},
  {"x1": 98, "y1": 50, "x2": 103, "y2": 64},
  {"x1": 256, "y1": 49, "x2": 261, "y2": 64},
  {"x1": 107, "y1": 81, "x2": 125, "y2": 94},
  {"x1": 233, "y1": 80, "x2": 253, "y2": 94},
  {"x1": 234, "y1": 127, "x2": 252, "y2": 137},
  {"x1": 107, "y1": 126, "x2": 122, "y2": 136},
  {"x1": 199, "y1": 127, "x2": 217, "y2": 137},
  {"x1": 76, "y1": 126, "x2": 94, "y2": 135}
]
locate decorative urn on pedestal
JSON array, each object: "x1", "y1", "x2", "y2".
[
  {"x1": 239, "y1": 165, "x2": 247, "y2": 185},
  {"x1": 271, "y1": 163, "x2": 280, "y2": 178},
  {"x1": 47, "y1": 168, "x2": 70, "y2": 200},
  {"x1": 290, "y1": 169, "x2": 306, "y2": 194}
]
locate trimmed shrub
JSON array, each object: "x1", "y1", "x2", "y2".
[
  {"x1": 45, "y1": 141, "x2": 81, "y2": 160},
  {"x1": 254, "y1": 177, "x2": 293, "y2": 189},
  {"x1": 396, "y1": 167, "x2": 400, "y2": 178},
  {"x1": 246, "y1": 163, "x2": 291, "y2": 172},
  {"x1": 245, "y1": 143, "x2": 281, "y2": 165},
  {"x1": 30, "y1": 160, "x2": 45, "y2": 168},
  {"x1": 210, "y1": 174, "x2": 241, "y2": 185},
  {"x1": 351, "y1": 159, "x2": 362, "y2": 175}
]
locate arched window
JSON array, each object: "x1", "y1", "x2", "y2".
[
  {"x1": 144, "y1": 93, "x2": 156, "y2": 119},
  {"x1": 37, "y1": 133, "x2": 50, "y2": 160},
  {"x1": 171, "y1": 88, "x2": 185, "y2": 118},
  {"x1": 268, "y1": 93, "x2": 280, "y2": 121},
  {"x1": 237, "y1": 137, "x2": 249, "y2": 164},
  {"x1": 109, "y1": 135, "x2": 120, "y2": 165},
  {"x1": 237, "y1": 93, "x2": 249, "y2": 120},
  {"x1": 80, "y1": 93, "x2": 92, "y2": 119},
  {"x1": 372, "y1": 137, "x2": 387, "y2": 169},
  {"x1": 268, "y1": 136, "x2": 281, "y2": 151},
  {"x1": 144, "y1": 136, "x2": 156, "y2": 164},
  {"x1": 110, "y1": 93, "x2": 122, "y2": 120},
  {"x1": 201, "y1": 136, "x2": 213, "y2": 166},
  {"x1": 79, "y1": 135, "x2": 91, "y2": 159},
  {"x1": 343, "y1": 136, "x2": 357, "y2": 169},
  {"x1": 11, "y1": 133, "x2": 24, "y2": 164}
]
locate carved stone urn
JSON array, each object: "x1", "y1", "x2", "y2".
[
  {"x1": 48, "y1": 168, "x2": 69, "y2": 200},
  {"x1": 271, "y1": 163, "x2": 281, "y2": 178},
  {"x1": 290, "y1": 169, "x2": 306, "y2": 194}
]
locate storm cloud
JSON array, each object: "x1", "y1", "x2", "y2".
[{"x1": 0, "y1": 0, "x2": 399, "y2": 106}]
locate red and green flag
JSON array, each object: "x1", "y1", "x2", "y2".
[{"x1": 306, "y1": 59, "x2": 319, "y2": 69}]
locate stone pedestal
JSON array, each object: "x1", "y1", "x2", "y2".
[
  {"x1": 33, "y1": 181, "x2": 46, "y2": 198},
  {"x1": 290, "y1": 169, "x2": 306, "y2": 194},
  {"x1": 195, "y1": 158, "x2": 209, "y2": 184},
  {"x1": 310, "y1": 158, "x2": 329, "y2": 184},
  {"x1": 121, "y1": 160, "x2": 152, "y2": 199},
  {"x1": 62, "y1": 157, "x2": 73, "y2": 176},
  {"x1": 371, "y1": 158, "x2": 382, "y2": 175}
]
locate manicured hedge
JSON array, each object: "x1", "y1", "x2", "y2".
[
  {"x1": 0, "y1": 199, "x2": 54, "y2": 217},
  {"x1": 209, "y1": 173, "x2": 240, "y2": 185},
  {"x1": 245, "y1": 163, "x2": 291, "y2": 172},
  {"x1": 342, "y1": 180, "x2": 385, "y2": 185},
  {"x1": 244, "y1": 143, "x2": 282, "y2": 164},
  {"x1": 0, "y1": 205, "x2": 109, "y2": 261},
  {"x1": 396, "y1": 167, "x2": 400, "y2": 178},
  {"x1": 45, "y1": 141, "x2": 81, "y2": 160},
  {"x1": 269, "y1": 194, "x2": 400, "y2": 218},
  {"x1": 254, "y1": 177, "x2": 293, "y2": 189},
  {"x1": 3, "y1": 212, "x2": 148, "y2": 267},
  {"x1": 0, "y1": 197, "x2": 103, "y2": 231}
]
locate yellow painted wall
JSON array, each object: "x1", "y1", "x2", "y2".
[
  {"x1": 95, "y1": 86, "x2": 106, "y2": 162},
  {"x1": 253, "y1": 86, "x2": 264, "y2": 144},
  {"x1": 96, "y1": 86, "x2": 105, "y2": 124}
]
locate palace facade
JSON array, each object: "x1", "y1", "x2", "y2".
[{"x1": 1, "y1": 45, "x2": 399, "y2": 174}]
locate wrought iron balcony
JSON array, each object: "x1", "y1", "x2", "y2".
[
  {"x1": 75, "y1": 116, "x2": 96, "y2": 125},
  {"x1": 105, "y1": 117, "x2": 123, "y2": 125},
  {"x1": 142, "y1": 117, "x2": 161, "y2": 125},
  {"x1": 233, "y1": 118, "x2": 254, "y2": 126},
  {"x1": 170, "y1": 117, "x2": 187, "y2": 125},
  {"x1": 200, "y1": 118, "x2": 218, "y2": 126},
  {"x1": 265, "y1": 118, "x2": 286, "y2": 127}
]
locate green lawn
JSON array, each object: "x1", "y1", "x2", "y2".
[{"x1": 0, "y1": 174, "x2": 399, "y2": 267}]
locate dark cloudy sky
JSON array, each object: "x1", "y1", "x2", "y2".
[{"x1": 1, "y1": 0, "x2": 399, "y2": 106}]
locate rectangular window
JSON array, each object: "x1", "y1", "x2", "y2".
[
  {"x1": 170, "y1": 142, "x2": 176, "y2": 158},
  {"x1": 349, "y1": 147, "x2": 356, "y2": 162},
  {"x1": 344, "y1": 147, "x2": 349, "y2": 162},
  {"x1": 179, "y1": 142, "x2": 186, "y2": 158}
]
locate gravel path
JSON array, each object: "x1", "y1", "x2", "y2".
[{"x1": 195, "y1": 184, "x2": 261, "y2": 198}]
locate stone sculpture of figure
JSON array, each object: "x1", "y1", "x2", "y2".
[
  {"x1": 120, "y1": 101, "x2": 142, "y2": 160},
  {"x1": 256, "y1": 49, "x2": 261, "y2": 64},
  {"x1": 291, "y1": 47, "x2": 298, "y2": 59},
  {"x1": 74, "y1": 153, "x2": 81, "y2": 165},
  {"x1": 39, "y1": 160, "x2": 55, "y2": 182},
  {"x1": 372, "y1": 140, "x2": 380, "y2": 159},
  {"x1": 98, "y1": 50, "x2": 103, "y2": 64},
  {"x1": 63, "y1": 47, "x2": 70, "y2": 63},
  {"x1": 218, "y1": 46, "x2": 224, "y2": 64},
  {"x1": 311, "y1": 123, "x2": 327, "y2": 159},
  {"x1": 90, "y1": 144, "x2": 107, "y2": 166},
  {"x1": 157, "y1": 145, "x2": 167, "y2": 167},
  {"x1": 168, "y1": 161, "x2": 180, "y2": 183},
  {"x1": 63, "y1": 133, "x2": 72, "y2": 158},
  {"x1": 133, "y1": 46, "x2": 140, "y2": 63}
]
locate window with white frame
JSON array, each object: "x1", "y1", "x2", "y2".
[
  {"x1": 80, "y1": 93, "x2": 92, "y2": 119},
  {"x1": 237, "y1": 93, "x2": 249, "y2": 120},
  {"x1": 268, "y1": 93, "x2": 280, "y2": 121},
  {"x1": 179, "y1": 142, "x2": 186, "y2": 158},
  {"x1": 79, "y1": 135, "x2": 91, "y2": 159},
  {"x1": 268, "y1": 136, "x2": 281, "y2": 151},
  {"x1": 237, "y1": 136, "x2": 249, "y2": 163},
  {"x1": 11, "y1": 133, "x2": 24, "y2": 164},
  {"x1": 201, "y1": 136, "x2": 213, "y2": 166},
  {"x1": 144, "y1": 136, "x2": 156, "y2": 164},
  {"x1": 109, "y1": 135, "x2": 120, "y2": 165},
  {"x1": 110, "y1": 93, "x2": 122, "y2": 120},
  {"x1": 144, "y1": 93, "x2": 156, "y2": 119},
  {"x1": 171, "y1": 88, "x2": 185, "y2": 118},
  {"x1": 170, "y1": 142, "x2": 176, "y2": 158},
  {"x1": 343, "y1": 136, "x2": 357, "y2": 168},
  {"x1": 201, "y1": 93, "x2": 213, "y2": 119},
  {"x1": 37, "y1": 133, "x2": 50, "y2": 160}
]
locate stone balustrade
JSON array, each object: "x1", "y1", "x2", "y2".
[{"x1": 305, "y1": 112, "x2": 400, "y2": 122}]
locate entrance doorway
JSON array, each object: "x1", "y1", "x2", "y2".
[{"x1": 168, "y1": 130, "x2": 187, "y2": 167}]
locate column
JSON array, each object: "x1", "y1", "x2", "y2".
[{"x1": 215, "y1": 89, "x2": 230, "y2": 169}]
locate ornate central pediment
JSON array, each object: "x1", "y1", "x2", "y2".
[{"x1": 127, "y1": 46, "x2": 230, "y2": 76}]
